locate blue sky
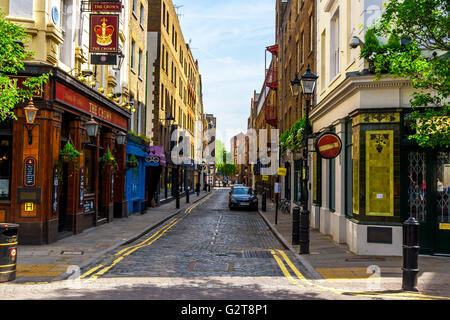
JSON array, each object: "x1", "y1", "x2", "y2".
[{"x1": 175, "y1": 0, "x2": 276, "y2": 151}]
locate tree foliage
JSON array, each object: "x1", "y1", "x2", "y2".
[
  {"x1": 368, "y1": 0, "x2": 449, "y2": 148},
  {"x1": 0, "y1": 10, "x2": 51, "y2": 121}
]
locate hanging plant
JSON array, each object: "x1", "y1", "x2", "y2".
[
  {"x1": 60, "y1": 141, "x2": 82, "y2": 164},
  {"x1": 127, "y1": 154, "x2": 139, "y2": 169},
  {"x1": 100, "y1": 149, "x2": 118, "y2": 172}
]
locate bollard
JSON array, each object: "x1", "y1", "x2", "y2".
[
  {"x1": 299, "y1": 208, "x2": 310, "y2": 254},
  {"x1": 186, "y1": 187, "x2": 190, "y2": 204},
  {"x1": 292, "y1": 206, "x2": 300, "y2": 245},
  {"x1": 262, "y1": 192, "x2": 267, "y2": 212},
  {"x1": 176, "y1": 190, "x2": 180, "y2": 209},
  {"x1": 402, "y1": 217, "x2": 420, "y2": 291}
]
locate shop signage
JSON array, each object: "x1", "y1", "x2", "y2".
[
  {"x1": 24, "y1": 157, "x2": 36, "y2": 187},
  {"x1": 84, "y1": 199, "x2": 95, "y2": 214},
  {"x1": 24, "y1": 203, "x2": 34, "y2": 212},
  {"x1": 91, "y1": 54, "x2": 117, "y2": 65},
  {"x1": 17, "y1": 187, "x2": 41, "y2": 203},
  {"x1": 89, "y1": 14, "x2": 119, "y2": 53},
  {"x1": 277, "y1": 168, "x2": 287, "y2": 176},
  {"x1": 440, "y1": 223, "x2": 450, "y2": 231},
  {"x1": 146, "y1": 156, "x2": 160, "y2": 167},
  {"x1": 315, "y1": 132, "x2": 342, "y2": 160},
  {"x1": 262, "y1": 175, "x2": 269, "y2": 181},
  {"x1": 79, "y1": 167, "x2": 85, "y2": 206},
  {"x1": 55, "y1": 82, "x2": 128, "y2": 130},
  {"x1": 91, "y1": 1, "x2": 122, "y2": 12}
]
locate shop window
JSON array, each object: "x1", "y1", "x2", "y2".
[
  {"x1": 84, "y1": 147, "x2": 96, "y2": 195},
  {"x1": 0, "y1": 120, "x2": 12, "y2": 200}
]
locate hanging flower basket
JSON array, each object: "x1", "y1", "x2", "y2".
[
  {"x1": 59, "y1": 141, "x2": 82, "y2": 164},
  {"x1": 127, "y1": 154, "x2": 139, "y2": 169},
  {"x1": 100, "y1": 149, "x2": 118, "y2": 172}
]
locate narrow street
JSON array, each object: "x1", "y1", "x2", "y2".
[{"x1": 0, "y1": 190, "x2": 370, "y2": 300}]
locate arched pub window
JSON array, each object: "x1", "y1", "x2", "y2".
[{"x1": 0, "y1": 119, "x2": 12, "y2": 200}]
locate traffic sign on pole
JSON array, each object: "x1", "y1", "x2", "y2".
[{"x1": 315, "y1": 132, "x2": 342, "y2": 159}]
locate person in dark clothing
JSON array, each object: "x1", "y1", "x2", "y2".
[{"x1": 195, "y1": 182, "x2": 201, "y2": 196}]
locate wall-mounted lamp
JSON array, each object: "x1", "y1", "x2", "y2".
[
  {"x1": 23, "y1": 98, "x2": 38, "y2": 145},
  {"x1": 116, "y1": 131, "x2": 127, "y2": 145},
  {"x1": 86, "y1": 116, "x2": 99, "y2": 138}
]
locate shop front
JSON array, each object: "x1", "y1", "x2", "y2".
[
  {"x1": 125, "y1": 135, "x2": 150, "y2": 215},
  {"x1": 0, "y1": 65, "x2": 129, "y2": 244}
]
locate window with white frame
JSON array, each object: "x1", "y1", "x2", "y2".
[{"x1": 330, "y1": 9, "x2": 340, "y2": 80}]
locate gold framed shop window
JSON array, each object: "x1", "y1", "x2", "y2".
[{"x1": 365, "y1": 130, "x2": 394, "y2": 216}]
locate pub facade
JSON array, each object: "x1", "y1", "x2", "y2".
[{"x1": 0, "y1": 64, "x2": 130, "y2": 245}]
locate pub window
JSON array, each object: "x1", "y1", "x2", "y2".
[
  {"x1": 345, "y1": 118, "x2": 353, "y2": 217},
  {"x1": 84, "y1": 147, "x2": 96, "y2": 195},
  {"x1": 329, "y1": 157, "x2": 336, "y2": 212},
  {"x1": 0, "y1": 120, "x2": 12, "y2": 200},
  {"x1": 313, "y1": 151, "x2": 322, "y2": 206}
]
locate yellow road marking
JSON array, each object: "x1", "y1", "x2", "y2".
[
  {"x1": 271, "y1": 249, "x2": 450, "y2": 300},
  {"x1": 114, "y1": 218, "x2": 179, "y2": 256},
  {"x1": 86, "y1": 190, "x2": 217, "y2": 279}
]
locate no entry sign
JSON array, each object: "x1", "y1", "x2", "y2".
[{"x1": 315, "y1": 132, "x2": 342, "y2": 159}]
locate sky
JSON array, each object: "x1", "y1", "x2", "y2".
[{"x1": 175, "y1": 0, "x2": 276, "y2": 151}]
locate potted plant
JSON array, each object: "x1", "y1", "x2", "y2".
[
  {"x1": 100, "y1": 149, "x2": 118, "y2": 172},
  {"x1": 127, "y1": 154, "x2": 139, "y2": 169}
]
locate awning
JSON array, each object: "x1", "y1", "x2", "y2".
[{"x1": 147, "y1": 145, "x2": 167, "y2": 167}]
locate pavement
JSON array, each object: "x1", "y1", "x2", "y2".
[
  {"x1": 13, "y1": 191, "x2": 212, "y2": 283},
  {"x1": 256, "y1": 194, "x2": 450, "y2": 298}
]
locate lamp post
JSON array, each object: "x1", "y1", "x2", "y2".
[
  {"x1": 116, "y1": 131, "x2": 127, "y2": 145},
  {"x1": 291, "y1": 65, "x2": 318, "y2": 254}
]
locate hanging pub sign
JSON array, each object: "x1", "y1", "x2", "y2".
[
  {"x1": 89, "y1": 14, "x2": 119, "y2": 53},
  {"x1": 315, "y1": 132, "x2": 342, "y2": 159},
  {"x1": 91, "y1": 0, "x2": 122, "y2": 12}
]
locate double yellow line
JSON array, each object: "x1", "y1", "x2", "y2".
[
  {"x1": 81, "y1": 191, "x2": 216, "y2": 279},
  {"x1": 270, "y1": 249, "x2": 450, "y2": 300}
]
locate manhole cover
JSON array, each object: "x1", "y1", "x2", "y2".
[{"x1": 242, "y1": 251, "x2": 273, "y2": 259}]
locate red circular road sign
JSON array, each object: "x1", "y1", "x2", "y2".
[{"x1": 315, "y1": 132, "x2": 342, "y2": 159}]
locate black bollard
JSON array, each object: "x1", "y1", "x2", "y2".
[
  {"x1": 186, "y1": 187, "x2": 190, "y2": 204},
  {"x1": 299, "y1": 208, "x2": 310, "y2": 254},
  {"x1": 176, "y1": 191, "x2": 180, "y2": 209},
  {"x1": 292, "y1": 206, "x2": 300, "y2": 245},
  {"x1": 262, "y1": 192, "x2": 267, "y2": 212},
  {"x1": 402, "y1": 217, "x2": 420, "y2": 291}
]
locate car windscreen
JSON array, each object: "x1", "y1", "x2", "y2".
[{"x1": 232, "y1": 188, "x2": 251, "y2": 195}]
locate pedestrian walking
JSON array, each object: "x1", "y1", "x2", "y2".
[{"x1": 196, "y1": 182, "x2": 201, "y2": 196}]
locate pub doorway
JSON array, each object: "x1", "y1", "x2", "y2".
[{"x1": 403, "y1": 148, "x2": 450, "y2": 255}]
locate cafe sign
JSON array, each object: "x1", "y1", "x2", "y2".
[{"x1": 89, "y1": 14, "x2": 119, "y2": 53}]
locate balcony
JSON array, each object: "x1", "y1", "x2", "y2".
[
  {"x1": 265, "y1": 104, "x2": 278, "y2": 126},
  {"x1": 266, "y1": 44, "x2": 278, "y2": 55},
  {"x1": 265, "y1": 66, "x2": 278, "y2": 90}
]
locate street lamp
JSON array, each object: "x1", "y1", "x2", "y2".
[
  {"x1": 291, "y1": 65, "x2": 318, "y2": 254},
  {"x1": 24, "y1": 98, "x2": 38, "y2": 145}
]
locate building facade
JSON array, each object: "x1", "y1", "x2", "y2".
[
  {"x1": 312, "y1": 0, "x2": 449, "y2": 255},
  {"x1": 146, "y1": 0, "x2": 203, "y2": 204},
  {"x1": 0, "y1": 0, "x2": 133, "y2": 244}
]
